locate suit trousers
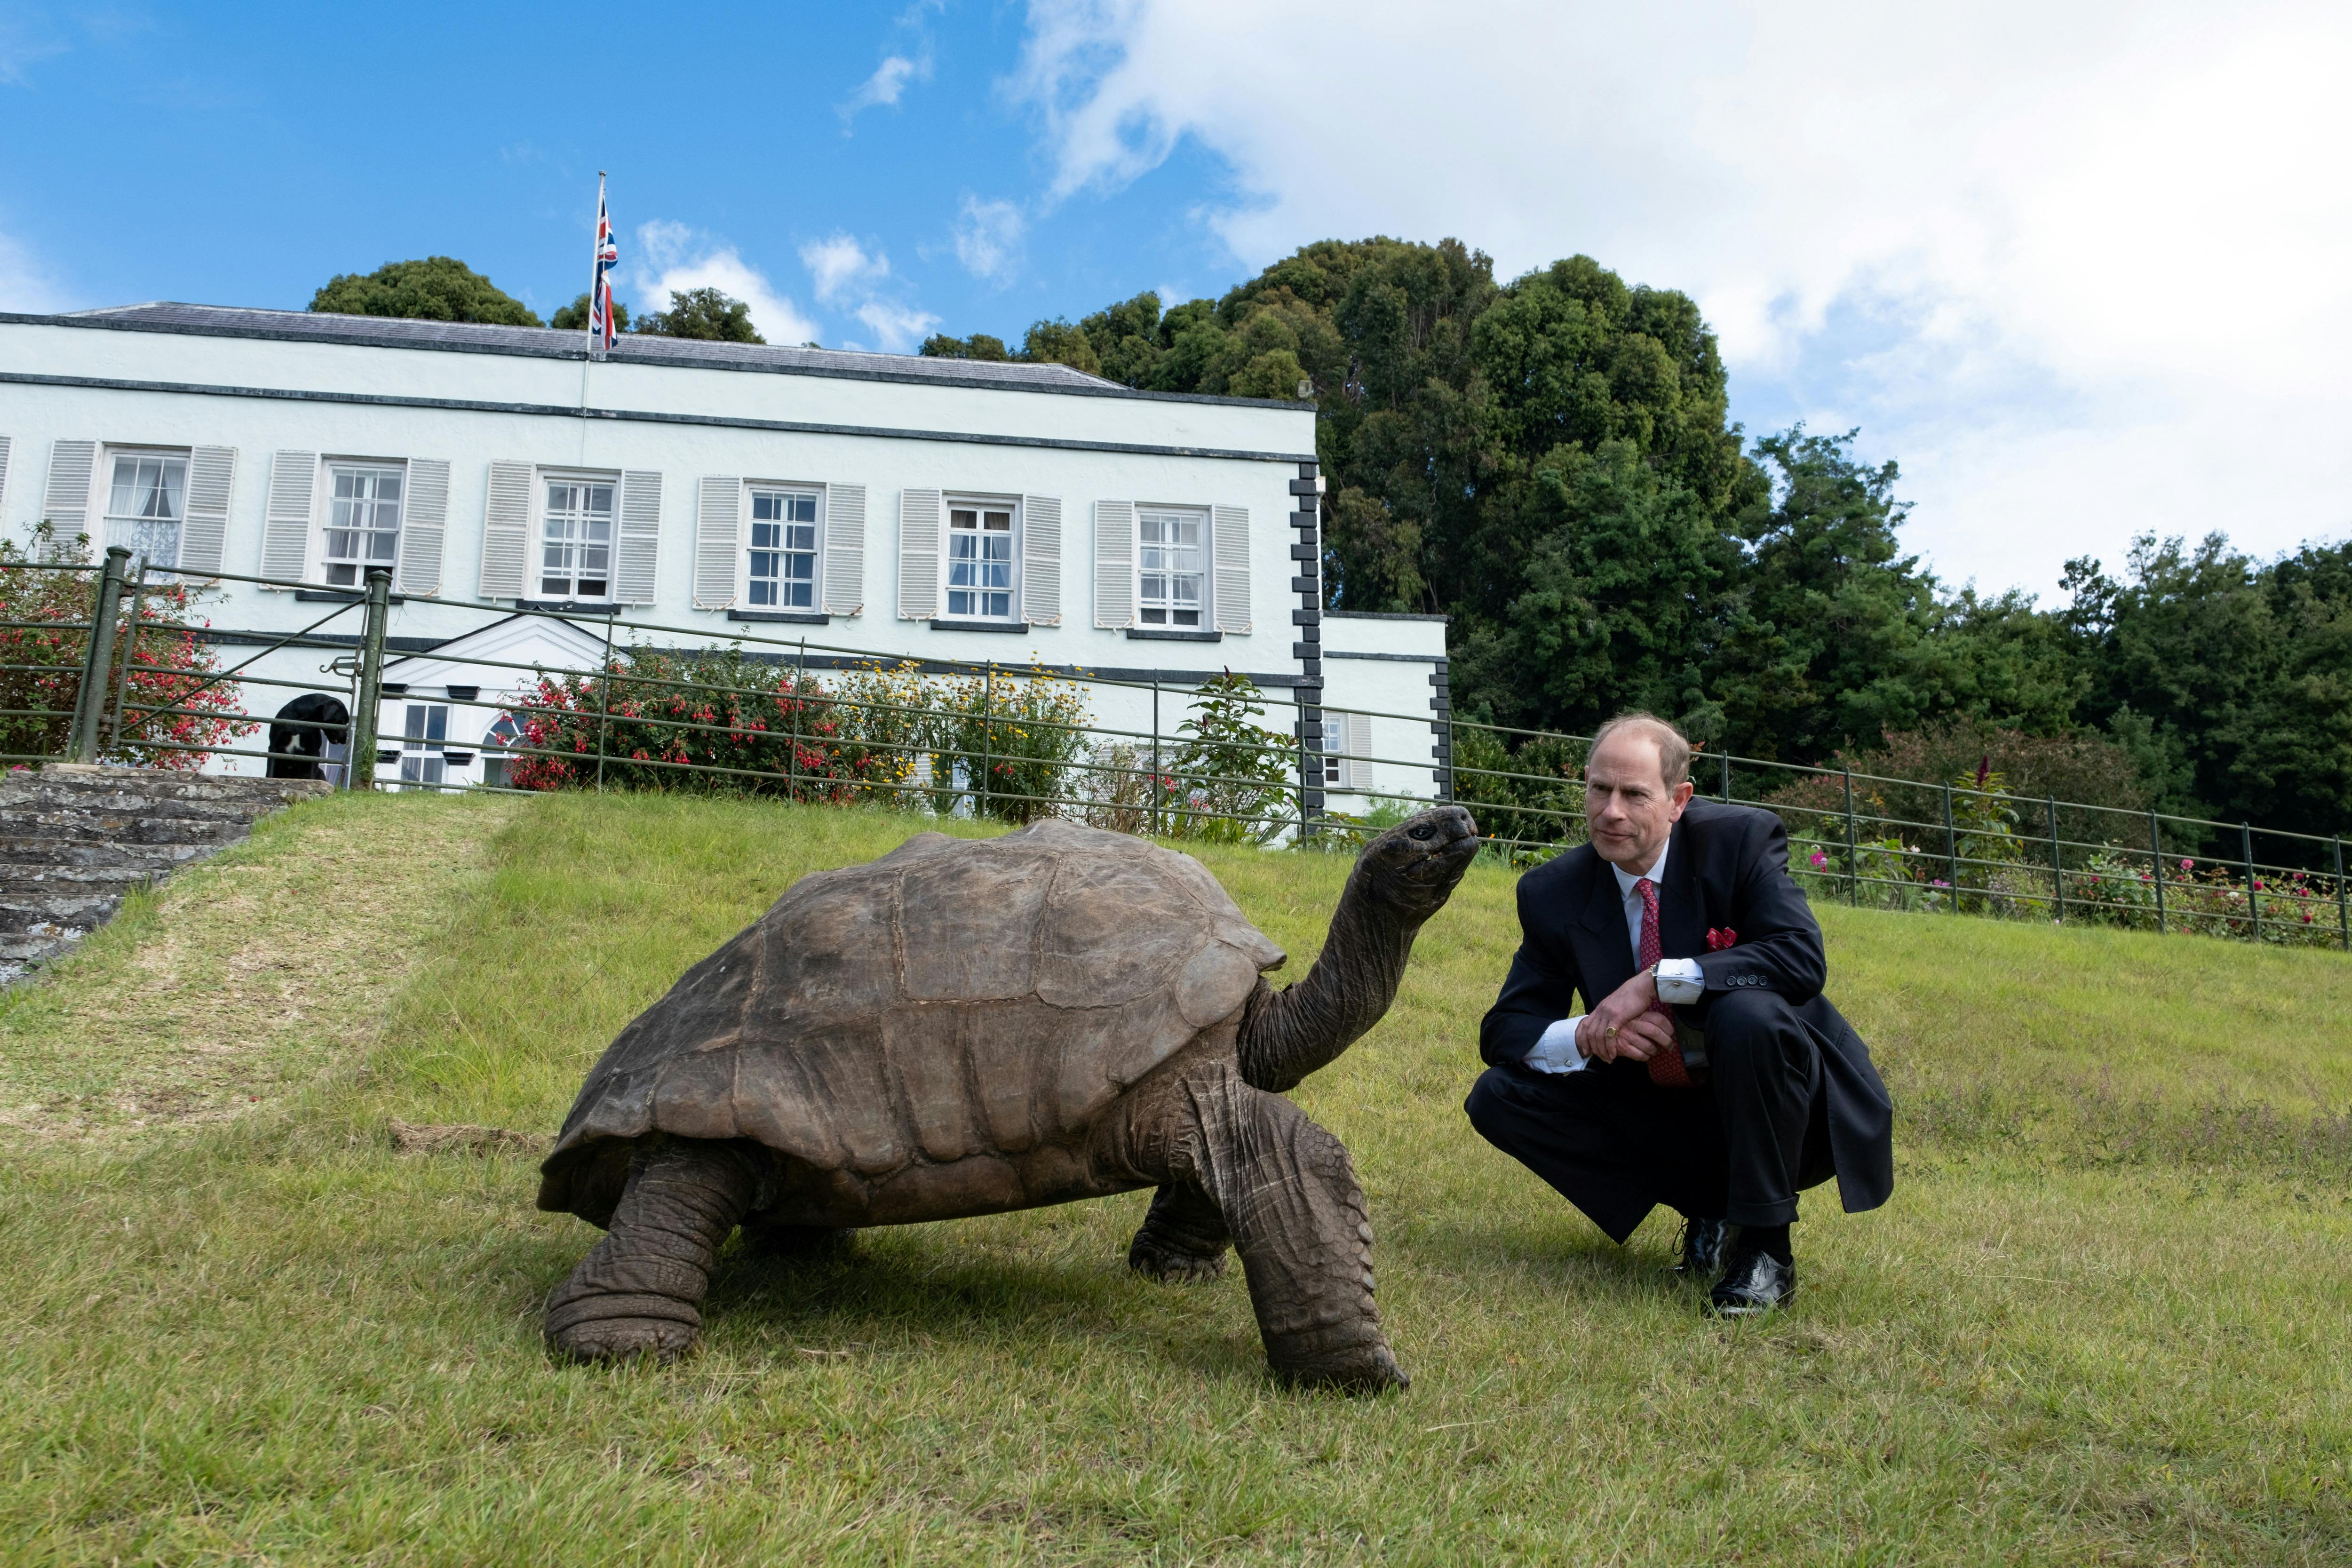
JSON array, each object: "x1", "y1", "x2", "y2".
[{"x1": 1463, "y1": 989, "x2": 1836, "y2": 1242}]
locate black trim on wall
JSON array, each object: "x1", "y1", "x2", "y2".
[{"x1": 0, "y1": 370, "x2": 1318, "y2": 466}]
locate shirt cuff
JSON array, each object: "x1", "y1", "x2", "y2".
[
  {"x1": 1655, "y1": 957, "x2": 1705, "y2": 1005},
  {"x1": 1524, "y1": 1016, "x2": 1589, "y2": 1074}
]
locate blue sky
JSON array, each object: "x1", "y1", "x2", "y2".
[{"x1": 4, "y1": 1, "x2": 2348, "y2": 600}]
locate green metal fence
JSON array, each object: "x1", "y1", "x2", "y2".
[{"x1": 8, "y1": 555, "x2": 2348, "y2": 952}]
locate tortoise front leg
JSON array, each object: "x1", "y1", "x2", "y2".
[
  {"x1": 1143, "y1": 1064, "x2": 1406, "y2": 1393},
  {"x1": 544, "y1": 1137, "x2": 763, "y2": 1364},
  {"x1": 1127, "y1": 1182, "x2": 1231, "y2": 1282}
]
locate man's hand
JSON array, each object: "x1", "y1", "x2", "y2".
[{"x1": 1575, "y1": 968, "x2": 1676, "y2": 1063}]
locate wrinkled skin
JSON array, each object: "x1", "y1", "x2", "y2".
[{"x1": 543, "y1": 805, "x2": 1479, "y2": 1393}]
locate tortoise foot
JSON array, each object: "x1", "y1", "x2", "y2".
[
  {"x1": 1272, "y1": 1342, "x2": 1410, "y2": 1395},
  {"x1": 1127, "y1": 1232, "x2": 1228, "y2": 1283},
  {"x1": 548, "y1": 1310, "x2": 701, "y2": 1365}
]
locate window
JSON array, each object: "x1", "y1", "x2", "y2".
[
  {"x1": 103, "y1": 451, "x2": 189, "y2": 569},
  {"x1": 748, "y1": 488, "x2": 819, "y2": 609},
  {"x1": 481, "y1": 711, "x2": 522, "y2": 788},
  {"x1": 540, "y1": 477, "x2": 615, "y2": 599},
  {"x1": 399, "y1": 703, "x2": 449, "y2": 787},
  {"x1": 946, "y1": 501, "x2": 1016, "y2": 620},
  {"x1": 323, "y1": 463, "x2": 404, "y2": 587},
  {"x1": 1137, "y1": 507, "x2": 1206, "y2": 627}
]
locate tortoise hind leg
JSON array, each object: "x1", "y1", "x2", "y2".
[
  {"x1": 1151, "y1": 1064, "x2": 1406, "y2": 1393},
  {"x1": 545, "y1": 1137, "x2": 763, "y2": 1364},
  {"x1": 1127, "y1": 1182, "x2": 1230, "y2": 1282}
]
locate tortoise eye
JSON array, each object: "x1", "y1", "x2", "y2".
[{"x1": 1408, "y1": 824, "x2": 1434, "y2": 841}]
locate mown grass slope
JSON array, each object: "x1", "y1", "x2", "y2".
[{"x1": 2, "y1": 792, "x2": 2347, "y2": 1566}]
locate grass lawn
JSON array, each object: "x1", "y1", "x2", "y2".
[{"x1": 2, "y1": 792, "x2": 2348, "y2": 1565}]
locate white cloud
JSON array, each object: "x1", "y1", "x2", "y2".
[
  {"x1": 799, "y1": 232, "x2": 890, "y2": 306},
  {"x1": 629, "y1": 220, "x2": 820, "y2": 346},
  {"x1": 855, "y1": 299, "x2": 941, "y2": 353},
  {"x1": 0, "y1": 227, "x2": 70, "y2": 312},
  {"x1": 841, "y1": 53, "x2": 925, "y2": 120},
  {"x1": 952, "y1": 196, "x2": 1026, "y2": 285},
  {"x1": 1007, "y1": 0, "x2": 2352, "y2": 595}
]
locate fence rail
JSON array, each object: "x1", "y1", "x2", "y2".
[{"x1": 7, "y1": 553, "x2": 2347, "y2": 952}]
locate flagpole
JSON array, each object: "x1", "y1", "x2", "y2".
[{"x1": 586, "y1": 171, "x2": 606, "y2": 363}]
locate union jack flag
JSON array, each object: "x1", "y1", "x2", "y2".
[{"x1": 589, "y1": 175, "x2": 619, "y2": 352}]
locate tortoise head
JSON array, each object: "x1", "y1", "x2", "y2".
[{"x1": 1351, "y1": 804, "x2": 1481, "y2": 924}]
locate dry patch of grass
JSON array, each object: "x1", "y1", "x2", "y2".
[{"x1": 0, "y1": 792, "x2": 515, "y2": 1139}]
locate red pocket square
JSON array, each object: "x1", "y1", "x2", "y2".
[{"x1": 1706, "y1": 927, "x2": 1738, "y2": 951}]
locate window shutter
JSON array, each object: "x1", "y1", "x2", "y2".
[
  {"x1": 823, "y1": 482, "x2": 866, "y2": 616},
  {"x1": 260, "y1": 450, "x2": 318, "y2": 584},
  {"x1": 693, "y1": 475, "x2": 741, "y2": 609},
  {"x1": 1092, "y1": 500, "x2": 1134, "y2": 628},
  {"x1": 0, "y1": 436, "x2": 13, "y2": 515},
  {"x1": 42, "y1": 439, "x2": 96, "y2": 535},
  {"x1": 477, "y1": 459, "x2": 533, "y2": 599},
  {"x1": 1346, "y1": 711, "x2": 1374, "y2": 790},
  {"x1": 179, "y1": 446, "x2": 237, "y2": 577},
  {"x1": 616, "y1": 470, "x2": 662, "y2": 605},
  {"x1": 397, "y1": 458, "x2": 451, "y2": 597},
  {"x1": 898, "y1": 487, "x2": 941, "y2": 620},
  {"x1": 1021, "y1": 494, "x2": 1062, "y2": 626},
  {"x1": 1212, "y1": 504, "x2": 1252, "y2": 633}
]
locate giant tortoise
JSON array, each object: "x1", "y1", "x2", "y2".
[{"x1": 537, "y1": 805, "x2": 1480, "y2": 1391}]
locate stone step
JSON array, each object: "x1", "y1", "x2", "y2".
[
  {"x1": 0, "y1": 861, "x2": 168, "y2": 895},
  {"x1": 0, "y1": 809, "x2": 254, "y2": 848},
  {"x1": 0, "y1": 765, "x2": 328, "y2": 811},
  {"x1": 0, "y1": 892, "x2": 121, "y2": 937},
  {"x1": 0, "y1": 836, "x2": 204, "y2": 869},
  {"x1": 0, "y1": 785, "x2": 290, "y2": 826}
]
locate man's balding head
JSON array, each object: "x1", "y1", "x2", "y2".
[{"x1": 1583, "y1": 712, "x2": 1696, "y2": 873}]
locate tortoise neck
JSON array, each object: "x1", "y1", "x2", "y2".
[{"x1": 1238, "y1": 864, "x2": 1420, "y2": 1093}]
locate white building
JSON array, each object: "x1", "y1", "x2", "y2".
[{"x1": 0, "y1": 302, "x2": 1449, "y2": 809}]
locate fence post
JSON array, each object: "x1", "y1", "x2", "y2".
[
  {"x1": 2335, "y1": 837, "x2": 2348, "y2": 954},
  {"x1": 106, "y1": 558, "x2": 149, "y2": 753},
  {"x1": 2149, "y1": 812, "x2": 2167, "y2": 936},
  {"x1": 2047, "y1": 795, "x2": 2064, "y2": 923},
  {"x1": 1942, "y1": 783, "x2": 1958, "y2": 913},
  {"x1": 592, "y1": 612, "x2": 617, "y2": 794},
  {"x1": 1720, "y1": 750, "x2": 1731, "y2": 803},
  {"x1": 346, "y1": 568, "x2": 392, "y2": 791},
  {"x1": 788, "y1": 638, "x2": 804, "y2": 802},
  {"x1": 979, "y1": 662, "x2": 994, "y2": 820},
  {"x1": 66, "y1": 546, "x2": 131, "y2": 764},
  {"x1": 1150, "y1": 679, "x2": 1162, "y2": 837},
  {"x1": 1841, "y1": 768, "x2": 1858, "y2": 907},
  {"x1": 2242, "y1": 823, "x2": 2259, "y2": 943}
]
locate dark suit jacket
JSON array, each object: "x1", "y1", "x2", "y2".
[{"x1": 1479, "y1": 799, "x2": 1894, "y2": 1215}]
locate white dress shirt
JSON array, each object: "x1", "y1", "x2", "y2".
[{"x1": 1524, "y1": 837, "x2": 1706, "y2": 1074}]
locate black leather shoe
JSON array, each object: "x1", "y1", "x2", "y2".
[
  {"x1": 1708, "y1": 1247, "x2": 1796, "y2": 1317},
  {"x1": 1672, "y1": 1216, "x2": 1730, "y2": 1279}
]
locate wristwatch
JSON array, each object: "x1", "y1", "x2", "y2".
[{"x1": 1653, "y1": 957, "x2": 1705, "y2": 1005}]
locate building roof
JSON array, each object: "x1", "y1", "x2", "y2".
[{"x1": 39, "y1": 302, "x2": 1297, "y2": 408}]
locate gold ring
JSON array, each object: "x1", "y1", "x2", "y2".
[{"x1": 1605, "y1": 1026, "x2": 1618, "y2": 1037}]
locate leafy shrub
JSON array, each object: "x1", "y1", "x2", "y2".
[
  {"x1": 1163, "y1": 672, "x2": 1297, "y2": 844},
  {"x1": 0, "y1": 523, "x2": 254, "y2": 769},
  {"x1": 1451, "y1": 727, "x2": 1586, "y2": 857}
]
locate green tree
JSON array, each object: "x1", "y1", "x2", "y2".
[
  {"x1": 548, "y1": 293, "x2": 630, "y2": 334},
  {"x1": 919, "y1": 332, "x2": 1012, "y2": 361},
  {"x1": 1018, "y1": 318, "x2": 1101, "y2": 375},
  {"x1": 635, "y1": 287, "x2": 763, "y2": 343},
  {"x1": 309, "y1": 257, "x2": 541, "y2": 326}
]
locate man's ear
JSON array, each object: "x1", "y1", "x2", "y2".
[{"x1": 1668, "y1": 780, "x2": 1696, "y2": 817}]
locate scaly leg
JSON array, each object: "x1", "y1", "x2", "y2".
[
  {"x1": 1127, "y1": 1181, "x2": 1231, "y2": 1282},
  {"x1": 1143, "y1": 1064, "x2": 1406, "y2": 1392},
  {"x1": 544, "y1": 1137, "x2": 763, "y2": 1364}
]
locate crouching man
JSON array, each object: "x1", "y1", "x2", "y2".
[{"x1": 1464, "y1": 712, "x2": 1894, "y2": 1314}]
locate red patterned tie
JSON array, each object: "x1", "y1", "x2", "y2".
[{"x1": 1637, "y1": 877, "x2": 1693, "y2": 1087}]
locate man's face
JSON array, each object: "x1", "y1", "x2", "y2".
[{"x1": 1583, "y1": 731, "x2": 1695, "y2": 874}]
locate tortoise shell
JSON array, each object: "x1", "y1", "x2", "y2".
[{"x1": 538, "y1": 819, "x2": 1287, "y2": 1221}]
